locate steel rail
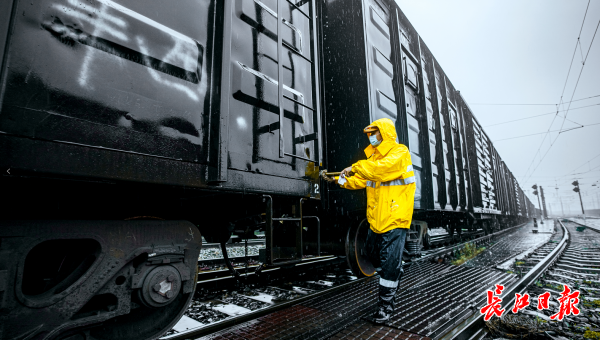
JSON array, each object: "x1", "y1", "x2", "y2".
[
  {"x1": 566, "y1": 218, "x2": 600, "y2": 233},
  {"x1": 416, "y1": 222, "x2": 527, "y2": 264},
  {"x1": 166, "y1": 222, "x2": 528, "y2": 339},
  {"x1": 439, "y1": 220, "x2": 569, "y2": 340},
  {"x1": 162, "y1": 276, "x2": 374, "y2": 340},
  {"x1": 186, "y1": 224, "x2": 525, "y2": 340},
  {"x1": 196, "y1": 255, "x2": 340, "y2": 284},
  {"x1": 197, "y1": 223, "x2": 525, "y2": 286}
]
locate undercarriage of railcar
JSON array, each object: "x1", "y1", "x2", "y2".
[{"x1": 0, "y1": 176, "x2": 326, "y2": 340}]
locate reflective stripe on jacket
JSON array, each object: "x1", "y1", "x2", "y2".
[{"x1": 338, "y1": 118, "x2": 416, "y2": 234}]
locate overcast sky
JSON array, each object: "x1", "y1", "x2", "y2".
[{"x1": 395, "y1": 0, "x2": 600, "y2": 215}]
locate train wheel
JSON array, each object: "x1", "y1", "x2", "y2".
[
  {"x1": 81, "y1": 283, "x2": 195, "y2": 340},
  {"x1": 448, "y1": 226, "x2": 458, "y2": 243},
  {"x1": 345, "y1": 219, "x2": 376, "y2": 277},
  {"x1": 1, "y1": 220, "x2": 201, "y2": 340},
  {"x1": 423, "y1": 233, "x2": 431, "y2": 250},
  {"x1": 483, "y1": 222, "x2": 490, "y2": 235}
]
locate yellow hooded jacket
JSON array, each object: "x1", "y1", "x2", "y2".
[{"x1": 338, "y1": 118, "x2": 416, "y2": 233}]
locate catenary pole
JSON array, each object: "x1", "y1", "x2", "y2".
[{"x1": 540, "y1": 186, "x2": 548, "y2": 219}]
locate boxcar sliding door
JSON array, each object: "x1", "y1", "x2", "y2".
[
  {"x1": 213, "y1": 0, "x2": 321, "y2": 189},
  {"x1": 362, "y1": 1, "x2": 397, "y2": 124}
]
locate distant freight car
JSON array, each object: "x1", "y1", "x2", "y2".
[{"x1": 0, "y1": 0, "x2": 534, "y2": 338}]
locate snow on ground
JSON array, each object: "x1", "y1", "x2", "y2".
[
  {"x1": 199, "y1": 245, "x2": 265, "y2": 260},
  {"x1": 495, "y1": 221, "x2": 555, "y2": 270},
  {"x1": 427, "y1": 228, "x2": 450, "y2": 236},
  {"x1": 570, "y1": 217, "x2": 600, "y2": 232}
]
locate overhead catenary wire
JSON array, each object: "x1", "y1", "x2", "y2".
[
  {"x1": 564, "y1": 152, "x2": 600, "y2": 175},
  {"x1": 523, "y1": 172, "x2": 600, "y2": 187},
  {"x1": 560, "y1": 17, "x2": 600, "y2": 116},
  {"x1": 471, "y1": 103, "x2": 559, "y2": 106},
  {"x1": 532, "y1": 172, "x2": 600, "y2": 181},
  {"x1": 520, "y1": 1, "x2": 592, "y2": 182},
  {"x1": 523, "y1": 17, "x2": 600, "y2": 183},
  {"x1": 524, "y1": 174, "x2": 600, "y2": 186},
  {"x1": 485, "y1": 103, "x2": 600, "y2": 127},
  {"x1": 570, "y1": 163, "x2": 600, "y2": 175},
  {"x1": 521, "y1": 9, "x2": 599, "y2": 184},
  {"x1": 556, "y1": 17, "x2": 600, "y2": 134},
  {"x1": 558, "y1": 0, "x2": 592, "y2": 104},
  {"x1": 493, "y1": 122, "x2": 600, "y2": 142},
  {"x1": 472, "y1": 93, "x2": 600, "y2": 106}
]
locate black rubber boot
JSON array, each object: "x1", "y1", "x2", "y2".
[
  {"x1": 372, "y1": 284, "x2": 397, "y2": 323},
  {"x1": 364, "y1": 227, "x2": 406, "y2": 325},
  {"x1": 371, "y1": 306, "x2": 390, "y2": 324}
]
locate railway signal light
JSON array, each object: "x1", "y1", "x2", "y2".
[
  {"x1": 533, "y1": 190, "x2": 538, "y2": 195},
  {"x1": 571, "y1": 180, "x2": 585, "y2": 219},
  {"x1": 532, "y1": 185, "x2": 538, "y2": 190}
]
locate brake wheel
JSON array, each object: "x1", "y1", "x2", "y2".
[{"x1": 345, "y1": 219, "x2": 376, "y2": 277}]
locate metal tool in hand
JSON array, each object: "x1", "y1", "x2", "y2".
[{"x1": 320, "y1": 170, "x2": 355, "y2": 183}]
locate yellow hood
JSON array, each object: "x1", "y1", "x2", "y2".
[{"x1": 364, "y1": 118, "x2": 398, "y2": 157}]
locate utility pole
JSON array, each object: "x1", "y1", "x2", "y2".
[
  {"x1": 592, "y1": 183, "x2": 600, "y2": 209},
  {"x1": 555, "y1": 185, "x2": 564, "y2": 217},
  {"x1": 532, "y1": 184, "x2": 543, "y2": 224},
  {"x1": 540, "y1": 186, "x2": 548, "y2": 219},
  {"x1": 572, "y1": 180, "x2": 585, "y2": 222},
  {"x1": 560, "y1": 198, "x2": 564, "y2": 217}
]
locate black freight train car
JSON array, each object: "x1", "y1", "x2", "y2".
[
  {"x1": 0, "y1": 0, "x2": 533, "y2": 338},
  {"x1": 0, "y1": 0, "x2": 323, "y2": 338}
]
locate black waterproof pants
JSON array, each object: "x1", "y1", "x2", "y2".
[{"x1": 365, "y1": 227, "x2": 407, "y2": 314}]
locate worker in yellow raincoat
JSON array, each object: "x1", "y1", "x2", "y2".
[{"x1": 325, "y1": 118, "x2": 416, "y2": 323}]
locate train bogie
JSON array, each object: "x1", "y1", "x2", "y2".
[{"x1": 0, "y1": 220, "x2": 201, "y2": 340}]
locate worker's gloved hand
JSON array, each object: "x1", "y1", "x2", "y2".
[
  {"x1": 320, "y1": 171, "x2": 336, "y2": 183},
  {"x1": 341, "y1": 166, "x2": 355, "y2": 177}
]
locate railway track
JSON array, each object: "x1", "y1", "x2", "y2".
[
  {"x1": 197, "y1": 241, "x2": 263, "y2": 276},
  {"x1": 447, "y1": 219, "x2": 600, "y2": 340},
  {"x1": 161, "y1": 223, "x2": 528, "y2": 339},
  {"x1": 195, "y1": 227, "x2": 489, "y2": 290},
  {"x1": 195, "y1": 255, "x2": 345, "y2": 291},
  {"x1": 376, "y1": 221, "x2": 554, "y2": 339},
  {"x1": 424, "y1": 228, "x2": 486, "y2": 249}
]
